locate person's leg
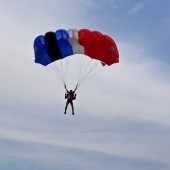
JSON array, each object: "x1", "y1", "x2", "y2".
[
  {"x1": 70, "y1": 102, "x2": 74, "y2": 115},
  {"x1": 64, "y1": 101, "x2": 69, "y2": 114}
]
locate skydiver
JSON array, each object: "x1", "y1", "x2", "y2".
[{"x1": 64, "y1": 84, "x2": 78, "y2": 115}]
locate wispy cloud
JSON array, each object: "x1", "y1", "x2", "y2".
[{"x1": 127, "y1": 2, "x2": 145, "y2": 14}]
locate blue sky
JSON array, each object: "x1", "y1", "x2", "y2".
[{"x1": 0, "y1": 0, "x2": 170, "y2": 170}]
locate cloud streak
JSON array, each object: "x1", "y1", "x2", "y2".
[{"x1": 127, "y1": 2, "x2": 145, "y2": 14}]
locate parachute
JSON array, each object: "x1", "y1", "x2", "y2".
[{"x1": 33, "y1": 28, "x2": 119, "y2": 88}]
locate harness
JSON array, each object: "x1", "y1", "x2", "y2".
[
  {"x1": 66, "y1": 91, "x2": 76, "y2": 100},
  {"x1": 67, "y1": 92, "x2": 74, "y2": 100}
]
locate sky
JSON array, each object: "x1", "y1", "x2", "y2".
[{"x1": 0, "y1": 0, "x2": 170, "y2": 169}]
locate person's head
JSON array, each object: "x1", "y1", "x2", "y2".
[{"x1": 70, "y1": 90, "x2": 73, "y2": 93}]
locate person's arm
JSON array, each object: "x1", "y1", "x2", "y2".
[
  {"x1": 64, "y1": 84, "x2": 69, "y2": 93},
  {"x1": 73, "y1": 84, "x2": 78, "y2": 93}
]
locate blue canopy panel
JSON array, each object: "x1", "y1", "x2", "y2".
[
  {"x1": 34, "y1": 35, "x2": 52, "y2": 66},
  {"x1": 55, "y1": 29, "x2": 73, "y2": 58}
]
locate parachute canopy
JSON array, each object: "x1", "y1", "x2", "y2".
[{"x1": 34, "y1": 28, "x2": 119, "y2": 66}]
